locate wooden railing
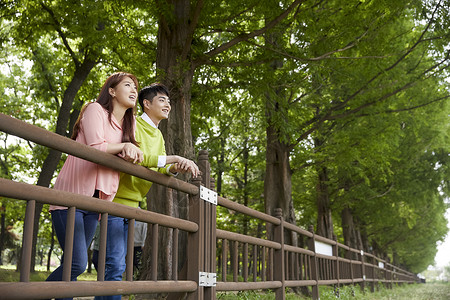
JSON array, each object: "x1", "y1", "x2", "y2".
[{"x1": 0, "y1": 113, "x2": 419, "y2": 299}]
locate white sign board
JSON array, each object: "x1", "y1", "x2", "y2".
[
  {"x1": 314, "y1": 241, "x2": 333, "y2": 256},
  {"x1": 378, "y1": 262, "x2": 384, "y2": 269}
]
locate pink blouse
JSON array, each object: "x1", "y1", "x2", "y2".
[{"x1": 49, "y1": 102, "x2": 127, "y2": 211}]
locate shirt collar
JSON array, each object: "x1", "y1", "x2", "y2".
[{"x1": 141, "y1": 113, "x2": 158, "y2": 129}]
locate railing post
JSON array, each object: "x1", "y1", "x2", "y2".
[
  {"x1": 201, "y1": 150, "x2": 217, "y2": 300},
  {"x1": 222, "y1": 239, "x2": 227, "y2": 282},
  {"x1": 62, "y1": 206, "x2": 76, "y2": 281},
  {"x1": 20, "y1": 200, "x2": 35, "y2": 282},
  {"x1": 370, "y1": 256, "x2": 375, "y2": 292},
  {"x1": 307, "y1": 225, "x2": 319, "y2": 300},
  {"x1": 243, "y1": 242, "x2": 249, "y2": 282},
  {"x1": 97, "y1": 212, "x2": 108, "y2": 281},
  {"x1": 333, "y1": 234, "x2": 340, "y2": 297},
  {"x1": 187, "y1": 150, "x2": 216, "y2": 300},
  {"x1": 273, "y1": 208, "x2": 285, "y2": 300},
  {"x1": 233, "y1": 241, "x2": 238, "y2": 282},
  {"x1": 151, "y1": 223, "x2": 159, "y2": 281},
  {"x1": 387, "y1": 262, "x2": 393, "y2": 289},
  {"x1": 359, "y1": 249, "x2": 366, "y2": 293},
  {"x1": 345, "y1": 248, "x2": 354, "y2": 294},
  {"x1": 384, "y1": 258, "x2": 388, "y2": 288},
  {"x1": 126, "y1": 218, "x2": 135, "y2": 281},
  {"x1": 187, "y1": 173, "x2": 203, "y2": 300}
]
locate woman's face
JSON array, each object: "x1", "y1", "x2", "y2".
[{"x1": 110, "y1": 76, "x2": 138, "y2": 110}]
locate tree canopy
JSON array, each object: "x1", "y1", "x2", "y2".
[{"x1": 0, "y1": 0, "x2": 448, "y2": 273}]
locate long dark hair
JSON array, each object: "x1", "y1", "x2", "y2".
[{"x1": 71, "y1": 72, "x2": 139, "y2": 147}]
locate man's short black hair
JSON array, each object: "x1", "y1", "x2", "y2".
[{"x1": 138, "y1": 83, "x2": 169, "y2": 111}]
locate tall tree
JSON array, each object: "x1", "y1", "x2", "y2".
[
  {"x1": 139, "y1": 0, "x2": 304, "y2": 280},
  {"x1": 2, "y1": 0, "x2": 153, "y2": 270},
  {"x1": 8, "y1": 1, "x2": 105, "y2": 270}
]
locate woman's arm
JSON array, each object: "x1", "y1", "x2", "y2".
[
  {"x1": 108, "y1": 142, "x2": 143, "y2": 163},
  {"x1": 81, "y1": 103, "x2": 143, "y2": 163}
]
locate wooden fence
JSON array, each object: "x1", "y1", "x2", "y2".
[{"x1": 0, "y1": 113, "x2": 419, "y2": 299}]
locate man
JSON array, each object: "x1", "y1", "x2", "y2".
[{"x1": 95, "y1": 83, "x2": 199, "y2": 300}]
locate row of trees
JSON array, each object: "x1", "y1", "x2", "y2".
[{"x1": 0, "y1": 0, "x2": 449, "y2": 277}]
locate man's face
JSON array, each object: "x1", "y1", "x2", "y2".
[{"x1": 145, "y1": 92, "x2": 171, "y2": 122}]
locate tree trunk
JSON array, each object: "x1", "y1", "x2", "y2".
[
  {"x1": 341, "y1": 205, "x2": 365, "y2": 259},
  {"x1": 264, "y1": 123, "x2": 296, "y2": 235},
  {"x1": 0, "y1": 204, "x2": 4, "y2": 265},
  {"x1": 242, "y1": 140, "x2": 249, "y2": 236},
  {"x1": 142, "y1": 0, "x2": 196, "y2": 282},
  {"x1": 27, "y1": 57, "x2": 97, "y2": 272},
  {"x1": 47, "y1": 224, "x2": 55, "y2": 271},
  {"x1": 263, "y1": 9, "x2": 296, "y2": 244},
  {"x1": 341, "y1": 206, "x2": 357, "y2": 248},
  {"x1": 315, "y1": 165, "x2": 334, "y2": 239},
  {"x1": 361, "y1": 230, "x2": 370, "y2": 253},
  {"x1": 216, "y1": 137, "x2": 225, "y2": 196}
]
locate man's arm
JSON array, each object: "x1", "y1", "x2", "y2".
[{"x1": 166, "y1": 155, "x2": 200, "y2": 178}]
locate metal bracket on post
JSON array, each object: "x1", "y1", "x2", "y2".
[
  {"x1": 199, "y1": 271, "x2": 217, "y2": 287},
  {"x1": 200, "y1": 185, "x2": 217, "y2": 205}
]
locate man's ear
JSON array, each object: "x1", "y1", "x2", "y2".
[{"x1": 144, "y1": 99, "x2": 152, "y2": 109}]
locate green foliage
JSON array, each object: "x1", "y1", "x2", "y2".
[
  {"x1": 0, "y1": 0, "x2": 448, "y2": 277},
  {"x1": 0, "y1": 0, "x2": 160, "y2": 266}
]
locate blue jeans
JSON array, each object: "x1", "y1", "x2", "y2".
[
  {"x1": 95, "y1": 215, "x2": 128, "y2": 300},
  {"x1": 46, "y1": 209, "x2": 99, "y2": 300}
]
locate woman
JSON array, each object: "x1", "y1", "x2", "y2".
[{"x1": 46, "y1": 72, "x2": 143, "y2": 291}]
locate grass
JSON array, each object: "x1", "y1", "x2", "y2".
[
  {"x1": 217, "y1": 283, "x2": 450, "y2": 300},
  {"x1": 341, "y1": 283, "x2": 450, "y2": 300},
  {"x1": 0, "y1": 264, "x2": 97, "y2": 282}
]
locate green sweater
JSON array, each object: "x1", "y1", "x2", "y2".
[{"x1": 113, "y1": 116, "x2": 171, "y2": 208}]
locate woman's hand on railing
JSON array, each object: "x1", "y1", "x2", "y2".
[{"x1": 119, "y1": 143, "x2": 144, "y2": 163}]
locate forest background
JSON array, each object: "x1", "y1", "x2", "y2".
[{"x1": 0, "y1": 0, "x2": 449, "y2": 282}]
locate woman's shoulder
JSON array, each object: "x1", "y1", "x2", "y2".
[
  {"x1": 85, "y1": 101, "x2": 105, "y2": 112},
  {"x1": 79, "y1": 102, "x2": 110, "y2": 128},
  {"x1": 83, "y1": 102, "x2": 108, "y2": 117}
]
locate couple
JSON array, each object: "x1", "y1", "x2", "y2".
[{"x1": 46, "y1": 72, "x2": 199, "y2": 300}]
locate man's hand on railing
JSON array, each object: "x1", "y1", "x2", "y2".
[{"x1": 168, "y1": 155, "x2": 200, "y2": 178}]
